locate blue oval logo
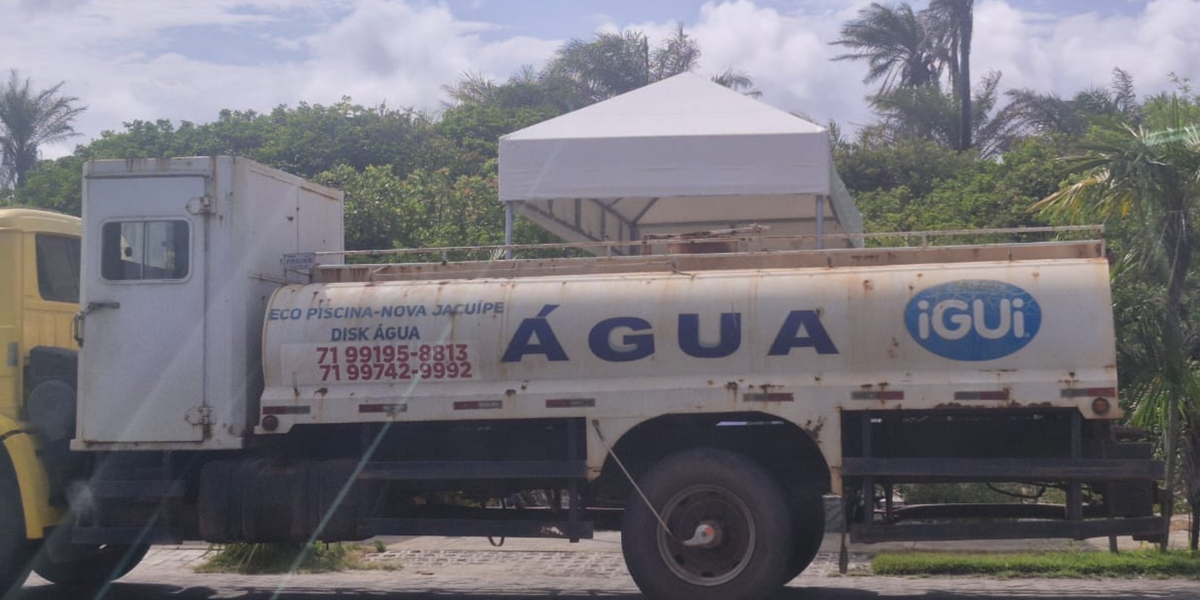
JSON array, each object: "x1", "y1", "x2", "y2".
[{"x1": 904, "y1": 280, "x2": 1041, "y2": 361}]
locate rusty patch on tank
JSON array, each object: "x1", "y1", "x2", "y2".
[{"x1": 802, "y1": 417, "x2": 825, "y2": 440}]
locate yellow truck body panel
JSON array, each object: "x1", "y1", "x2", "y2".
[{"x1": 0, "y1": 208, "x2": 81, "y2": 539}]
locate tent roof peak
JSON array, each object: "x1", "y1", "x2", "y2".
[{"x1": 502, "y1": 72, "x2": 825, "y2": 141}]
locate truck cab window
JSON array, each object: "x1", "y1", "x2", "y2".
[
  {"x1": 101, "y1": 220, "x2": 190, "y2": 281},
  {"x1": 35, "y1": 234, "x2": 82, "y2": 303}
]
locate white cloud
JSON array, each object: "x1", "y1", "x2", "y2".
[
  {"x1": 297, "y1": 0, "x2": 558, "y2": 109},
  {"x1": 973, "y1": 0, "x2": 1200, "y2": 96},
  {"x1": 2, "y1": 0, "x2": 1198, "y2": 160},
  {"x1": 1, "y1": 0, "x2": 557, "y2": 158},
  {"x1": 688, "y1": 1, "x2": 876, "y2": 126},
  {"x1": 619, "y1": 0, "x2": 1199, "y2": 131}
]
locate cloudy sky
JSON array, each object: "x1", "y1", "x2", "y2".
[{"x1": 3, "y1": 0, "x2": 1198, "y2": 158}]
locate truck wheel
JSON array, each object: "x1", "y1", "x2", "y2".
[
  {"x1": 32, "y1": 527, "x2": 148, "y2": 587},
  {"x1": 621, "y1": 448, "x2": 791, "y2": 600},
  {"x1": 783, "y1": 495, "x2": 826, "y2": 582},
  {"x1": 0, "y1": 457, "x2": 34, "y2": 596}
]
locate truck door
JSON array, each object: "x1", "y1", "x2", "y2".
[{"x1": 78, "y1": 176, "x2": 208, "y2": 443}]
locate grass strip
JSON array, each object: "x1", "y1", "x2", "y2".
[
  {"x1": 872, "y1": 550, "x2": 1200, "y2": 579},
  {"x1": 197, "y1": 542, "x2": 361, "y2": 574}
]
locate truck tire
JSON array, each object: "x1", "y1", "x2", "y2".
[
  {"x1": 0, "y1": 455, "x2": 33, "y2": 596},
  {"x1": 32, "y1": 527, "x2": 147, "y2": 588},
  {"x1": 783, "y1": 495, "x2": 826, "y2": 582},
  {"x1": 621, "y1": 448, "x2": 792, "y2": 600}
]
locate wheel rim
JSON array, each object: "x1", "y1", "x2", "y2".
[{"x1": 656, "y1": 484, "x2": 756, "y2": 586}]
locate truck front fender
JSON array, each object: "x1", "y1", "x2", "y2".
[{"x1": 0, "y1": 414, "x2": 63, "y2": 539}]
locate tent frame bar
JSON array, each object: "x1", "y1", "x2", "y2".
[
  {"x1": 504, "y1": 201, "x2": 515, "y2": 259},
  {"x1": 816, "y1": 196, "x2": 825, "y2": 250}
]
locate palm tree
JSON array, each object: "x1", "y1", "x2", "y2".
[
  {"x1": 926, "y1": 0, "x2": 973, "y2": 150},
  {"x1": 543, "y1": 30, "x2": 656, "y2": 105},
  {"x1": 442, "y1": 71, "x2": 499, "y2": 108},
  {"x1": 832, "y1": 3, "x2": 940, "y2": 93},
  {"x1": 1122, "y1": 314, "x2": 1200, "y2": 550},
  {"x1": 988, "y1": 69, "x2": 1143, "y2": 144},
  {"x1": 450, "y1": 27, "x2": 755, "y2": 113},
  {"x1": 650, "y1": 24, "x2": 700, "y2": 82},
  {"x1": 1036, "y1": 124, "x2": 1200, "y2": 548},
  {"x1": 711, "y1": 68, "x2": 762, "y2": 98},
  {"x1": 0, "y1": 70, "x2": 85, "y2": 189},
  {"x1": 834, "y1": 2, "x2": 976, "y2": 150},
  {"x1": 543, "y1": 27, "x2": 704, "y2": 107},
  {"x1": 866, "y1": 70, "x2": 1005, "y2": 157}
]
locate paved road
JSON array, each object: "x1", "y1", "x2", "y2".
[{"x1": 13, "y1": 535, "x2": 1199, "y2": 600}]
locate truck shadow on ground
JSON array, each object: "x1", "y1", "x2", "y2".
[{"x1": 13, "y1": 583, "x2": 1200, "y2": 600}]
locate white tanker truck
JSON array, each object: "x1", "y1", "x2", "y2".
[{"x1": 3, "y1": 157, "x2": 1165, "y2": 600}]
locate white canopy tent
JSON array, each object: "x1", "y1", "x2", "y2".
[{"x1": 498, "y1": 72, "x2": 862, "y2": 254}]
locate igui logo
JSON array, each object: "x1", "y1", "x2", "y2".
[{"x1": 904, "y1": 280, "x2": 1041, "y2": 361}]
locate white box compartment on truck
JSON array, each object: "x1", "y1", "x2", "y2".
[{"x1": 75, "y1": 157, "x2": 343, "y2": 450}]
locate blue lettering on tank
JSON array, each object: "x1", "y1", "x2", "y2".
[
  {"x1": 768, "y1": 310, "x2": 839, "y2": 355},
  {"x1": 501, "y1": 305, "x2": 569, "y2": 362},
  {"x1": 589, "y1": 317, "x2": 655, "y2": 362},
  {"x1": 678, "y1": 313, "x2": 741, "y2": 358}
]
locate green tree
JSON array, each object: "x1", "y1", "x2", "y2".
[
  {"x1": 446, "y1": 26, "x2": 758, "y2": 118},
  {"x1": 12, "y1": 155, "x2": 85, "y2": 214},
  {"x1": 864, "y1": 70, "x2": 1009, "y2": 157},
  {"x1": 1143, "y1": 75, "x2": 1200, "y2": 132},
  {"x1": 996, "y1": 68, "x2": 1143, "y2": 141},
  {"x1": 434, "y1": 103, "x2": 558, "y2": 168},
  {"x1": 0, "y1": 70, "x2": 85, "y2": 189},
  {"x1": 251, "y1": 99, "x2": 435, "y2": 178},
  {"x1": 842, "y1": 134, "x2": 1060, "y2": 235},
  {"x1": 1036, "y1": 123, "x2": 1200, "y2": 548},
  {"x1": 540, "y1": 25, "x2": 705, "y2": 107},
  {"x1": 543, "y1": 30, "x2": 660, "y2": 106},
  {"x1": 314, "y1": 162, "x2": 557, "y2": 255}
]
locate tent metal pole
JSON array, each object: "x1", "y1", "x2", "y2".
[
  {"x1": 504, "y1": 201, "x2": 514, "y2": 260},
  {"x1": 815, "y1": 196, "x2": 825, "y2": 249}
]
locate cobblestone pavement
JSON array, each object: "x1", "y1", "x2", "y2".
[{"x1": 14, "y1": 538, "x2": 1200, "y2": 600}]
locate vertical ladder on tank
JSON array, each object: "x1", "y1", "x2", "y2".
[{"x1": 355, "y1": 418, "x2": 593, "y2": 541}]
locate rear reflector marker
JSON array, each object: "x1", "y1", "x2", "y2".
[
  {"x1": 954, "y1": 390, "x2": 1010, "y2": 401},
  {"x1": 1061, "y1": 387, "x2": 1117, "y2": 398},
  {"x1": 453, "y1": 400, "x2": 503, "y2": 410},
  {"x1": 546, "y1": 398, "x2": 596, "y2": 408},
  {"x1": 851, "y1": 391, "x2": 903, "y2": 401},
  {"x1": 359, "y1": 403, "x2": 407, "y2": 414},
  {"x1": 743, "y1": 393, "x2": 794, "y2": 402},
  {"x1": 262, "y1": 405, "x2": 310, "y2": 415}
]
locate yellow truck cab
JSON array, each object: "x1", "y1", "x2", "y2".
[{"x1": 0, "y1": 207, "x2": 80, "y2": 584}]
